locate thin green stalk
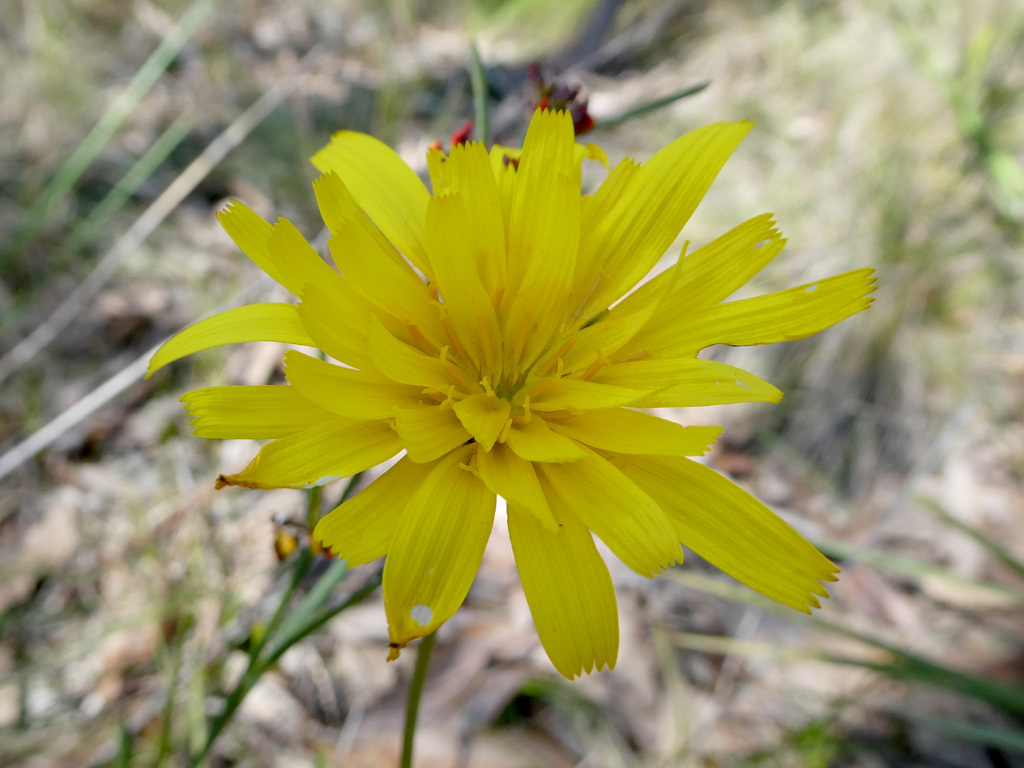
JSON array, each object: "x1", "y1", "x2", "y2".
[
  {"x1": 191, "y1": 475, "x2": 368, "y2": 766},
  {"x1": 400, "y1": 632, "x2": 437, "y2": 768},
  {"x1": 247, "y1": 485, "x2": 322, "y2": 663},
  {"x1": 917, "y1": 495, "x2": 1024, "y2": 583},
  {"x1": 248, "y1": 549, "x2": 313, "y2": 665},
  {"x1": 469, "y1": 43, "x2": 489, "y2": 144},
  {"x1": 65, "y1": 112, "x2": 195, "y2": 260},
  {"x1": 191, "y1": 568, "x2": 381, "y2": 766},
  {"x1": 669, "y1": 570, "x2": 1024, "y2": 720},
  {"x1": 153, "y1": 618, "x2": 188, "y2": 768},
  {"x1": 7, "y1": 0, "x2": 217, "y2": 263},
  {"x1": 590, "y1": 82, "x2": 710, "y2": 131},
  {"x1": 113, "y1": 724, "x2": 133, "y2": 768}
]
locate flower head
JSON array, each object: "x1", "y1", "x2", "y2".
[{"x1": 149, "y1": 109, "x2": 874, "y2": 679}]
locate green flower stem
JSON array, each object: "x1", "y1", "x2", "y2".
[
  {"x1": 249, "y1": 549, "x2": 313, "y2": 666},
  {"x1": 400, "y1": 632, "x2": 437, "y2": 768},
  {"x1": 191, "y1": 475, "x2": 371, "y2": 767},
  {"x1": 191, "y1": 569, "x2": 381, "y2": 766}
]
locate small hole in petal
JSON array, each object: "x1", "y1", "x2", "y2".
[{"x1": 410, "y1": 604, "x2": 433, "y2": 626}]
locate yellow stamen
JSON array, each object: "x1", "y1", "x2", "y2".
[
  {"x1": 540, "y1": 333, "x2": 578, "y2": 376},
  {"x1": 580, "y1": 352, "x2": 608, "y2": 381},
  {"x1": 435, "y1": 384, "x2": 457, "y2": 408},
  {"x1": 424, "y1": 389, "x2": 447, "y2": 404},
  {"x1": 480, "y1": 376, "x2": 501, "y2": 407},
  {"x1": 405, "y1": 322, "x2": 436, "y2": 356},
  {"x1": 439, "y1": 305, "x2": 469, "y2": 363},
  {"x1": 510, "y1": 308, "x2": 532, "y2": 370},
  {"x1": 477, "y1": 313, "x2": 495, "y2": 369},
  {"x1": 527, "y1": 376, "x2": 559, "y2": 400},
  {"x1": 439, "y1": 347, "x2": 475, "y2": 392}
]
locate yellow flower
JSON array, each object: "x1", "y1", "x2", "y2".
[{"x1": 149, "y1": 109, "x2": 874, "y2": 679}]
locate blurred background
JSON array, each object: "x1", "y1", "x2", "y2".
[{"x1": 2, "y1": 0, "x2": 1024, "y2": 765}]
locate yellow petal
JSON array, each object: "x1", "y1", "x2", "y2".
[
  {"x1": 488, "y1": 144, "x2": 519, "y2": 235},
  {"x1": 488, "y1": 144, "x2": 521, "y2": 178},
  {"x1": 295, "y1": 279, "x2": 377, "y2": 371},
  {"x1": 182, "y1": 385, "x2": 335, "y2": 438},
  {"x1": 313, "y1": 457, "x2": 436, "y2": 566},
  {"x1": 561, "y1": 247, "x2": 682, "y2": 373},
  {"x1": 666, "y1": 213, "x2": 785, "y2": 311},
  {"x1": 528, "y1": 378, "x2": 649, "y2": 412},
  {"x1": 549, "y1": 409, "x2": 722, "y2": 457},
  {"x1": 591, "y1": 359, "x2": 783, "y2": 408},
  {"x1": 264, "y1": 217, "x2": 341, "y2": 298},
  {"x1": 627, "y1": 268, "x2": 877, "y2": 358},
  {"x1": 578, "y1": 121, "x2": 753, "y2": 316},
  {"x1": 489, "y1": 140, "x2": 602, "y2": 189},
  {"x1": 539, "y1": 454, "x2": 682, "y2": 577},
  {"x1": 572, "y1": 158, "x2": 640, "y2": 308},
  {"x1": 425, "y1": 178, "x2": 503, "y2": 370},
  {"x1": 313, "y1": 172, "x2": 409, "y2": 272},
  {"x1": 284, "y1": 350, "x2": 425, "y2": 419},
  {"x1": 579, "y1": 142, "x2": 608, "y2": 167},
  {"x1": 507, "y1": 504, "x2": 618, "y2": 679},
  {"x1": 216, "y1": 417, "x2": 401, "y2": 490},
  {"x1": 613, "y1": 454, "x2": 838, "y2": 611},
  {"x1": 426, "y1": 146, "x2": 451, "y2": 195},
  {"x1": 446, "y1": 142, "x2": 507, "y2": 299},
  {"x1": 505, "y1": 416, "x2": 589, "y2": 463},
  {"x1": 383, "y1": 446, "x2": 496, "y2": 652},
  {"x1": 314, "y1": 173, "x2": 443, "y2": 349},
  {"x1": 453, "y1": 392, "x2": 511, "y2": 451},
  {"x1": 311, "y1": 131, "x2": 432, "y2": 278},
  {"x1": 367, "y1": 315, "x2": 453, "y2": 391},
  {"x1": 475, "y1": 442, "x2": 557, "y2": 529},
  {"x1": 503, "y1": 109, "x2": 580, "y2": 370},
  {"x1": 216, "y1": 200, "x2": 275, "y2": 278},
  {"x1": 612, "y1": 214, "x2": 785, "y2": 322},
  {"x1": 393, "y1": 405, "x2": 471, "y2": 462},
  {"x1": 559, "y1": 298, "x2": 657, "y2": 375},
  {"x1": 147, "y1": 303, "x2": 314, "y2": 377},
  {"x1": 217, "y1": 202, "x2": 341, "y2": 298}
]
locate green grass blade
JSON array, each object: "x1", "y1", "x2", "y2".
[
  {"x1": 591, "y1": 82, "x2": 710, "y2": 131},
  {"x1": 917, "y1": 495, "x2": 1024, "y2": 583},
  {"x1": 669, "y1": 570, "x2": 1024, "y2": 719},
  {"x1": 817, "y1": 537, "x2": 1024, "y2": 605},
  {"x1": 907, "y1": 715, "x2": 1024, "y2": 756},
  {"x1": 469, "y1": 43, "x2": 490, "y2": 144},
  {"x1": 7, "y1": 0, "x2": 218, "y2": 262},
  {"x1": 66, "y1": 111, "x2": 195, "y2": 258}
]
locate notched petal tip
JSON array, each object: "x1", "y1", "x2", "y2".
[{"x1": 215, "y1": 473, "x2": 258, "y2": 490}]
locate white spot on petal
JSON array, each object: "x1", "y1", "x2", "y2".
[
  {"x1": 734, "y1": 380, "x2": 751, "y2": 388},
  {"x1": 298, "y1": 475, "x2": 343, "y2": 489},
  {"x1": 805, "y1": 283, "x2": 818, "y2": 293},
  {"x1": 410, "y1": 604, "x2": 433, "y2": 627}
]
